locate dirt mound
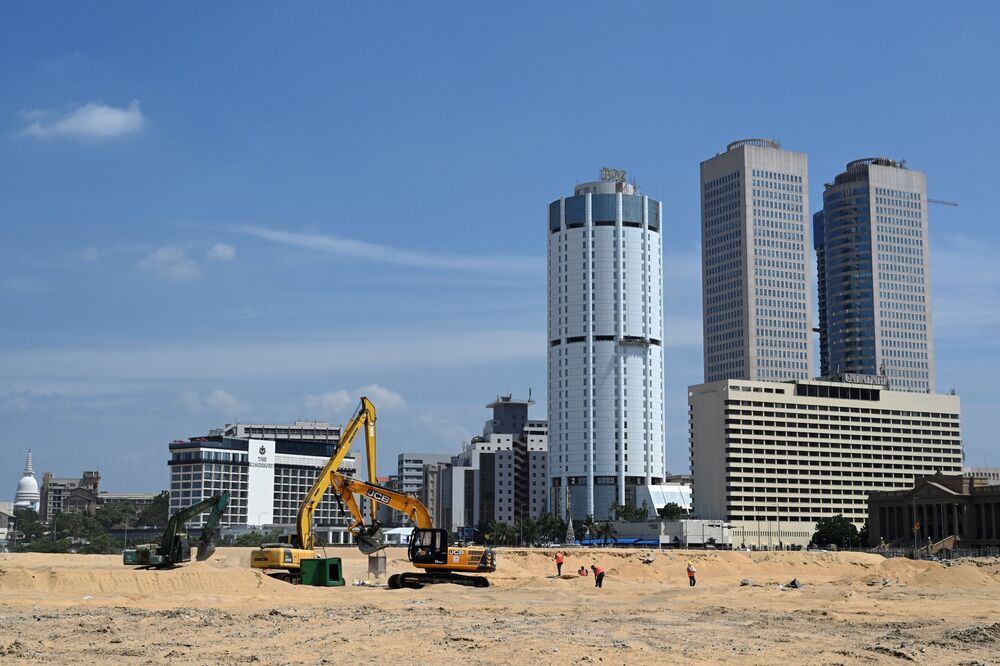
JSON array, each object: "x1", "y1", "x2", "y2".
[
  {"x1": 493, "y1": 548, "x2": 1000, "y2": 589},
  {"x1": 945, "y1": 622, "x2": 1000, "y2": 644}
]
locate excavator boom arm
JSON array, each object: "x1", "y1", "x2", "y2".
[
  {"x1": 197, "y1": 491, "x2": 231, "y2": 542},
  {"x1": 294, "y1": 397, "x2": 376, "y2": 550},
  {"x1": 331, "y1": 473, "x2": 433, "y2": 536},
  {"x1": 160, "y1": 492, "x2": 230, "y2": 555}
]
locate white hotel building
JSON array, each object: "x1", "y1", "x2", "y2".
[
  {"x1": 168, "y1": 421, "x2": 357, "y2": 543},
  {"x1": 547, "y1": 169, "x2": 665, "y2": 520},
  {"x1": 689, "y1": 378, "x2": 962, "y2": 547}
]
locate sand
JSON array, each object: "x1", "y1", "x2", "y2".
[{"x1": 1, "y1": 547, "x2": 999, "y2": 664}]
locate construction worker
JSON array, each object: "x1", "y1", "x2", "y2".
[
  {"x1": 591, "y1": 564, "x2": 605, "y2": 588},
  {"x1": 554, "y1": 551, "x2": 565, "y2": 576},
  {"x1": 687, "y1": 561, "x2": 697, "y2": 587},
  {"x1": 578, "y1": 565, "x2": 588, "y2": 577}
]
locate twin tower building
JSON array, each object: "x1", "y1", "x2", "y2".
[{"x1": 549, "y1": 142, "x2": 936, "y2": 520}]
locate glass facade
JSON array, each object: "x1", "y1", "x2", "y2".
[
  {"x1": 821, "y1": 185, "x2": 878, "y2": 376},
  {"x1": 816, "y1": 159, "x2": 933, "y2": 392}
]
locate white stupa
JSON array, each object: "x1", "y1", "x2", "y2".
[{"x1": 14, "y1": 450, "x2": 40, "y2": 512}]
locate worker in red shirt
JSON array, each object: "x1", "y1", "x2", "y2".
[
  {"x1": 554, "y1": 551, "x2": 565, "y2": 576},
  {"x1": 590, "y1": 564, "x2": 605, "y2": 588},
  {"x1": 687, "y1": 561, "x2": 697, "y2": 587}
]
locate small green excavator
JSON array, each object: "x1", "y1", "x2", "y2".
[{"x1": 123, "y1": 491, "x2": 231, "y2": 567}]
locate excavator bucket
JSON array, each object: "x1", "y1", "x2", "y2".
[
  {"x1": 356, "y1": 531, "x2": 386, "y2": 555},
  {"x1": 195, "y1": 539, "x2": 216, "y2": 561}
]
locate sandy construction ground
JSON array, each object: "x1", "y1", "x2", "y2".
[{"x1": 1, "y1": 547, "x2": 999, "y2": 665}]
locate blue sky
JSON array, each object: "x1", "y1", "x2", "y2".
[{"x1": 2, "y1": 2, "x2": 999, "y2": 493}]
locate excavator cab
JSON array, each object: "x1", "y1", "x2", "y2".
[{"x1": 408, "y1": 528, "x2": 449, "y2": 566}]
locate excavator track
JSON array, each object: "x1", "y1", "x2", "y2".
[{"x1": 387, "y1": 572, "x2": 490, "y2": 589}]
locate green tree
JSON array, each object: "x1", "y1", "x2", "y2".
[
  {"x1": 858, "y1": 522, "x2": 871, "y2": 548},
  {"x1": 594, "y1": 521, "x2": 617, "y2": 546},
  {"x1": 657, "y1": 503, "x2": 684, "y2": 520},
  {"x1": 610, "y1": 503, "x2": 647, "y2": 522},
  {"x1": 812, "y1": 514, "x2": 860, "y2": 548},
  {"x1": 514, "y1": 516, "x2": 540, "y2": 547},
  {"x1": 538, "y1": 514, "x2": 567, "y2": 543},
  {"x1": 94, "y1": 502, "x2": 138, "y2": 530},
  {"x1": 137, "y1": 492, "x2": 170, "y2": 527},
  {"x1": 233, "y1": 529, "x2": 282, "y2": 547},
  {"x1": 574, "y1": 514, "x2": 596, "y2": 542},
  {"x1": 487, "y1": 521, "x2": 513, "y2": 546},
  {"x1": 12, "y1": 508, "x2": 45, "y2": 542}
]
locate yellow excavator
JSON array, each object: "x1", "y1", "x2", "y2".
[
  {"x1": 250, "y1": 397, "x2": 377, "y2": 582},
  {"x1": 251, "y1": 396, "x2": 496, "y2": 588},
  {"x1": 331, "y1": 471, "x2": 496, "y2": 589}
]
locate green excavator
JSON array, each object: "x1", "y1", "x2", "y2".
[{"x1": 123, "y1": 491, "x2": 231, "y2": 567}]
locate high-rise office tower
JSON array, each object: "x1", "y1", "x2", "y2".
[
  {"x1": 547, "y1": 168, "x2": 665, "y2": 520},
  {"x1": 815, "y1": 158, "x2": 934, "y2": 392},
  {"x1": 700, "y1": 139, "x2": 813, "y2": 382}
]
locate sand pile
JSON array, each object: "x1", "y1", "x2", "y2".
[
  {"x1": 494, "y1": 547, "x2": 1000, "y2": 588},
  {"x1": 2, "y1": 547, "x2": 997, "y2": 606}
]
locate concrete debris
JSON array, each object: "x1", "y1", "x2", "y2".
[
  {"x1": 786, "y1": 579, "x2": 804, "y2": 589},
  {"x1": 740, "y1": 579, "x2": 753, "y2": 586}
]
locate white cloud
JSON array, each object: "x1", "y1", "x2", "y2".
[
  {"x1": 242, "y1": 226, "x2": 542, "y2": 275},
  {"x1": 176, "y1": 389, "x2": 247, "y2": 414},
  {"x1": 306, "y1": 384, "x2": 405, "y2": 416},
  {"x1": 137, "y1": 246, "x2": 200, "y2": 281},
  {"x1": 0, "y1": 330, "x2": 543, "y2": 387},
  {"x1": 416, "y1": 411, "x2": 473, "y2": 445},
  {"x1": 20, "y1": 100, "x2": 145, "y2": 140},
  {"x1": 205, "y1": 389, "x2": 245, "y2": 413},
  {"x1": 207, "y1": 243, "x2": 236, "y2": 261}
]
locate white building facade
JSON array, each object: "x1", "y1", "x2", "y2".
[
  {"x1": 548, "y1": 169, "x2": 665, "y2": 520},
  {"x1": 700, "y1": 139, "x2": 813, "y2": 383},
  {"x1": 689, "y1": 378, "x2": 963, "y2": 546},
  {"x1": 168, "y1": 423, "x2": 358, "y2": 543}
]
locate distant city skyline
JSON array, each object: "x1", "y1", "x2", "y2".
[{"x1": 2, "y1": 3, "x2": 999, "y2": 493}]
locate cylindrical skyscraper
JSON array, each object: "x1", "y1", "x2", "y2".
[{"x1": 547, "y1": 169, "x2": 665, "y2": 521}]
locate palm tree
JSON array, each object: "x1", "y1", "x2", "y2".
[
  {"x1": 575, "y1": 514, "x2": 596, "y2": 543},
  {"x1": 488, "y1": 521, "x2": 513, "y2": 546},
  {"x1": 595, "y1": 521, "x2": 617, "y2": 546}
]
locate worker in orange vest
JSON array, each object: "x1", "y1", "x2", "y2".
[
  {"x1": 591, "y1": 564, "x2": 605, "y2": 588},
  {"x1": 687, "y1": 561, "x2": 697, "y2": 587},
  {"x1": 554, "y1": 551, "x2": 565, "y2": 576},
  {"x1": 578, "y1": 566, "x2": 588, "y2": 576}
]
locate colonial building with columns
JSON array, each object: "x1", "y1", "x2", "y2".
[{"x1": 868, "y1": 473, "x2": 1000, "y2": 548}]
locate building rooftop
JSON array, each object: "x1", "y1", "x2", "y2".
[
  {"x1": 727, "y1": 138, "x2": 780, "y2": 151},
  {"x1": 486, "y1": 394, "x2": 534, "y2": 409}
]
